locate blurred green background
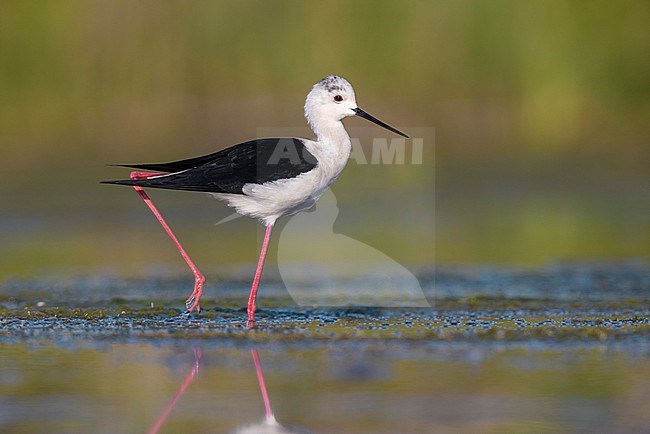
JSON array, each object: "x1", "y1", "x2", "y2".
[{"x1": 1, "y1": 0, "x2": 648, "y2": 280}]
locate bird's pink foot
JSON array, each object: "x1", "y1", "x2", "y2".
[{"x1": 185, "y1": 274, "x2": 205, "y2": 313}]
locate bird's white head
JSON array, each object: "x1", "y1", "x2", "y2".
[
  {"x1": 304, "y1": 75, "x2": 358, "y2": 127},
  {"x1": 304, "y1": 75, "x2": 409, "y2": 139}
]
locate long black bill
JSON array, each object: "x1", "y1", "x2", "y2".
[{"x1": 353, "y1": 107, "x2": 409, "y2": 138}]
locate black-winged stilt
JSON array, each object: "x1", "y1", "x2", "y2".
[{"x1": 103, "y1": 75, "x2": 408, "y2": 327}]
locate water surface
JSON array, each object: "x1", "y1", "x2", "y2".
[
  {"x1": 1, "y1": 263, "x2": 649, "y2": 433},
  {"x1": 1, "y1": 340, "x2": 649, "y2": 434}
]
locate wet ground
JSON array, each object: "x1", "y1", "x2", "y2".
[
  {"x1": 0, "y1": 262, "x2": 649, "y2": 433},
  {"x1": 2, "y1": 261, "x2": 648, "y2": 341}
]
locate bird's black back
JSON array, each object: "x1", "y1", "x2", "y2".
[{"x1": 103, "y1": 138, "x2": 318, "y2": 194}]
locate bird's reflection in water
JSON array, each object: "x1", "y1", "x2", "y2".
[
  {"x1": 148, "y1": 348, "x2": 311, "y2": 434},
  {"x1": 234, "y1": 349, "x2": 312, "y2": 434},
  {"x1": 148, "y1": 347, "x2": 203, "y2": 434}
]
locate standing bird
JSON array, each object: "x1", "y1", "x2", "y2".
[{"x1": 103, "y1": 75, "x2": 408, "y2": 328}]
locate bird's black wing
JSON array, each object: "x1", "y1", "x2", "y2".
[{"x1": 102, "y1": 138, "x2": 318, "y2": 194}]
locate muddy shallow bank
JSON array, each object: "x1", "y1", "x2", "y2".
[
  {"x1": 1, "y1": 261, "x2": 648, "y2": 342},
  {"x1": 1, "y1": 306, "x2": 649, "y2": 343}
]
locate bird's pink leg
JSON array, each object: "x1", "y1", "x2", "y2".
[
  {"x1": 247, "y1": 224, "x2": 274, "y2": 328},
  {"x1": 130, "y1": 171, "x2": 205, "y2": 312},
  {"x1": 251, "y1": 349, "x2": 275, "y2": 421}
]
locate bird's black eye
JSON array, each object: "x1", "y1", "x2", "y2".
[{"x1": 333, "y1": 95, "x2": 343, "y2": 103}]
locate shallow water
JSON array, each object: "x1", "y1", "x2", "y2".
[{"x1": 1, "y1": 263, "x2": 649, "y2": 433}]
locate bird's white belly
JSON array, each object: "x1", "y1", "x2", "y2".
[{"x1": 211, "y1": 160, "x2": 345, "y2": 226}]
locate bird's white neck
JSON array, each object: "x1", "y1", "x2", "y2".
[
  {"x1": 305, "y1": 118, "x2": 352, "y2": 201},
  {"x1": 311, "y1": 118, "x2": 352, "y2": 156}
]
